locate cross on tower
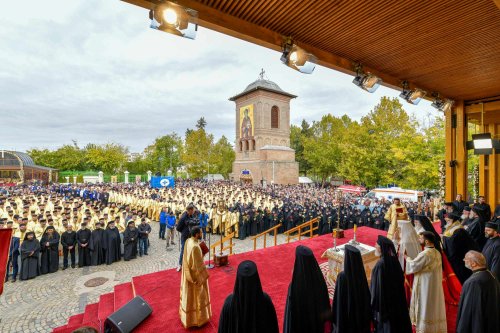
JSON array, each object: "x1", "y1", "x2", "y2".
[{"x1": 259, "y1": 68, "x2": 265, "y2": 80}]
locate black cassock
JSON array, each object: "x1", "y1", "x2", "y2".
[
  {"x1": 218, "y1": 261, "x2": 278, "y2": 333},
  {"x1": 283, "y1": 246, "x2": 330, "y2": 333},
  {"x1": 466, "y1": 219, "x2": 487, "y2": 250},
  {"x1": 123, "y1": 227, "x2": 138, "y2": 261},
  {"x1": 20, "y1": 238, "x2": 40, "y2": 280},
  {"x1": 103, "y1": 227, "x2": 121, "y2": 265},
  {"x1": 77, "y1": 228, "x2": 92, "y2": 267},
  {"x1": 332, "y1": 245, "x2": 372, "y2": 333},
  {"x1": 370, "y1": 237, "x2": 412, "y2": 333},
  {"x1": 482, "y1": 236, "x2": 500, "y2": 279},
  {"x1": 443, "y1": 229, "x2": 479, "y2": 284},
  {"x1": 90, "y1": 229, "x2": 105, "y2": 266},
  {"x1": 40, "y1": 231, "x2": 60, "y2": 274},
  {"x1": 456, "y1": 269, "x2": 500, "y2": 333}
]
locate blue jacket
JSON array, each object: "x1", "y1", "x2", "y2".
[
  {"x1": 199, "y1": 213, "x2": 209, "y2": 228},
  {"x1": 167, "y1": 215, "x2": 176, "y2": 229},
  {"x1": 159, "y1": 211, "x2": 168, "y2": 224}
]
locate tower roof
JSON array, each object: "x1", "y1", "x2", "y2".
[{"x1": 229, "y1": 70, "x2": 297, "y2": 101}]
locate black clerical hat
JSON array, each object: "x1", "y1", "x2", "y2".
[
  {"x1": 447, "y1": 212, "x2": 461, "y2": 221},
  {"x1": 485, "y1": 222, "x2": 498, "y2": 230}
]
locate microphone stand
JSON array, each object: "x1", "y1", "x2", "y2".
[{"x1": 206, "y1": 220, "x2": 214, "y2": 269}]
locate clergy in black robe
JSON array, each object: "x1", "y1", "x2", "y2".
[
  {"x1": 40, "y1": 226, "x2": 60, "y2": 274},
  {"x1": 76, "y1": 223, "x2": 92, "y2": 267},
  {"x1": 482, "y1": 222, "x2": 500, "y2": 279},
  {"x1": 90, "y1": 222, "x2": 105, "y2": 266},
  {"x1": 61, "y1": 225, "x2": 77, "y2": 269},
  {"x1": 218, "y1": 260, "x2": 278, "y2": 333},
  {"x1": 466, "y1": 207, "x2": 487, "y2": 250},
  {"x1": 332, "y1": 245, "x2": 372, "y2": 333},
  {"x1": 283, "y1": 245, "x2": 330, "y2": 333},
  {"x1": 456, "y1": 250, "x2": 500, "y2": 333},
  {"x1": 103, "y1": 221, "x2": 122, "y2": 265},
  {"x1": 371, "y1": 236, "x2": 412, "y2": 333},
  {"x1": 20, "y1": 232, "x2": 40, "y2": 280},
  {"x1": 443, "y1": 219, "x2": 479, "y2": 284},
  {"x1": 123, "y1": 221, "x2": 138, "y2": 261}
]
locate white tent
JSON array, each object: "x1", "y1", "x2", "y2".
[
  {"x1": 204, "y1": 174, "x2": 225, "y2": 181},
  {"x1": 298, "y1": 176, "x2": 314, "y2": 184}
]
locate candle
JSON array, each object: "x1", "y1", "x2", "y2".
[
  {"x1": 354, "y1": 224, "x2": 357, "y2": 233},
  {"x1": 333, "y1": 229, "x2": 337, "y2": 238}
]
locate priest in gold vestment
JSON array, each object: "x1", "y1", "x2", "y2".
[
  {"x1": 385, "y1": 198, "x2": 408, "y2": 239},
  {"x1": 179, "y1": 226, "x2": 212, "y2": 328}
]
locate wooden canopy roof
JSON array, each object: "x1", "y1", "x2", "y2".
[{"x1": 124, "y1": 0, "x2": 500, "y2": 102}]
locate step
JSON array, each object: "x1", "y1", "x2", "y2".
[
  {"x1": 82, "y1": 303, "x2": 99, "y2": 324},
  {"x1": 98, "y1": 292, "x2": 115, "y2": 321},
  {"x1": 114, "y1": 282, "x2": 135, "y2": 311},
  {"x1": 67, "y1": 313, "x2": 84, "y2": 327}
]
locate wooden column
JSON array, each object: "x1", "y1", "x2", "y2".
[
  {"x1": 445, "y1": 107, "x2": 455, "y2": 201},
  {"x1": 455, "y1": 100, "x2": 467, "y2": 197},
  {"x1": 488, "y1": 123, "x2": 497, "y2": 211}
]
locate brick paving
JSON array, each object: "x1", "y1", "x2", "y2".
[{"x1": 0, "y1": 222, "x2": 289, "y2": 333}]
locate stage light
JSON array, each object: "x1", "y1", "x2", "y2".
[
  {"x1": 466, "y1": 133, "x2": 500, "y2": 155},
  {"x1": 399, "y1": 81, "x2": 426, "y2": 105},
  {"x1": 431, "y1": 96, "x2": 454, "y2": 112},
  {"x1": 352, "y1": 64, "x2": 381, "y2": 93},
  {"x1": 149, "y1": 2, "x2": 198, "y2": 40},
  {"x1": 280, "y1": 37, "x2": 317, "y2": 74}
]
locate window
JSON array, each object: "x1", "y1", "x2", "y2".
[{"x1": 271, "y1": 106, "x2": 279, "y2": 128}]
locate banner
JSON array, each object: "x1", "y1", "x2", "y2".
[
  {"x1": 151, "y1": 176, "x2": 175, "y2": 189},
  {"x1": 0, "y1": 229, "x2": 12, "y2": 296}
]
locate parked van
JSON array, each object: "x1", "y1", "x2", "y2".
[{"x1": 364, "y1": 187, "x2": 424, "y2": 202}]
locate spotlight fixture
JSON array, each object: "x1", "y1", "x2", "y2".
[
  {"x1": 399, "y1": 81, "x2": 426, "y2": 105},
  {"x1": 466, "y1": 133, "x2": 500, "y2": 155},
  {"x1": 431, "y1": 94, "x2": 454, "y2": 112},
  {"x1": 280, "y1": 37, "x2": 317, "y2": 74},
  {"x1": 352, "y1": 63, "x2": 381, "y2": 93},
  {"x1": 149, "y1": 1, "x2": 198, "y2": 40}
]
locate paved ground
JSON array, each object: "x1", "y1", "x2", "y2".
[{"x1": 0, "y1": 223, "x2": 289, "y2": 333}]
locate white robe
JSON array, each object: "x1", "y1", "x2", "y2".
[
  {"x1": 398, "y1": 220, "x2": 422, "y2": 269},
  {"x1": 406, "y1": 247, "x2": 447, "y2": 333}
]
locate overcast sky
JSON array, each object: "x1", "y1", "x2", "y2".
[{"x1": 0, "y1": 0, "x2": 438, "y2": 153}]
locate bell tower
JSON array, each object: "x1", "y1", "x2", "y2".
[{"x1": 229, "y1": 70, "x2": 299, "y2": 185}]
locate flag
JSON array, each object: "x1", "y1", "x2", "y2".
[
  {"x1": 151, "y1": 176, "x2": 175, "y2": 189},
  {"x1": 0, "y1": 229, "x2": 12, "y2": 295}
]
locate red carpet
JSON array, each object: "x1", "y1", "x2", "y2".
[{"x1": 53, "y1": 226, "x2": 457, "y2": 333}]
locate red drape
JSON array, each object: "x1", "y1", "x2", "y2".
[{"x1": 0, "y1": 229, "x2": 13, "y2": 296}]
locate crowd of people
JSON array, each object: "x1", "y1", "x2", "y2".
[
  {"x1": 2, "y1": 181, "x2": 500, "y2": 333},
  {"x1": 178, "y1": 220, "x2": 500, "y2": 333}
]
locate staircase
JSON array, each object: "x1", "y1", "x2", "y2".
[{"x1": 52, "y1": 282, "x2": 136, "y2": 333}]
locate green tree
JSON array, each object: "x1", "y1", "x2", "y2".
[
  {"x1": 196, "y1": 117, "x2": 207, "y2": 130},
  {"x1": 143, "y1": 133, "x2": 183, "y2": 174},
  {"x1": 86, "y1": 143, "x2": 128, "y2": 173},
  {"x1": 209, "y1": 135, "x2": 235, "y2": 177},
  {"x1": 290, "y1": 120, "x2": 313, "y2": 175},
  {"x1": 182, "y1": 128, "x2": 214, "y2": 178}
]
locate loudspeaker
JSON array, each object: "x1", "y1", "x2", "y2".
[{"x1": 104, "y1": 296, "x2": 152, "y2": 333}]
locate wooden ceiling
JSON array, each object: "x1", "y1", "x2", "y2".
[{"x1": 124, "y1": 0, "x2": 500, "y2": 102}]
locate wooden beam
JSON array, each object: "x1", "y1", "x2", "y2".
[
  {"x1": 445, "y1": 107, "x2": 455, "y2": 201},
  {"x1": 121, "y1": 0, "x2": 440, "y2": 100},
  {"x1": 455, "y1": 100, "x2": 467, "y2": 198},
  {"x1": 465, "y1": 100, "x2": 500, "y2": 114}
]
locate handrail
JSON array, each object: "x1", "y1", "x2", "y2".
[
  {"x1": 283, "y1": 217, "x2": 320, "y2": 243},
  {"x1": 210, "y1": 232, "x2": 235, "y2": 256},
  {"x1": 250, "y1": 224, "x2": 282, "y2": 251}
]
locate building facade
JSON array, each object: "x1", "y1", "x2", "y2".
[{"x1": 229, "y1": 72, "x2": 299, "y2": 185}]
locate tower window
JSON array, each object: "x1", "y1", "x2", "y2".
[{"x1": 271, "y1": 106, "x2": 279, "y2": 128}]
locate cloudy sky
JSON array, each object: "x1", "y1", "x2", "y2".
[{"x1": 0, "y1": 0, "x2": 438, "y2": 153}]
